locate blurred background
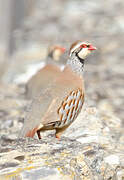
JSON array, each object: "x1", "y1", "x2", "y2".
[{"x1": 0, "y1": 0, "x2": 124, "y2": 124}]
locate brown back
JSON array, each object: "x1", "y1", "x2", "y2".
[{"x1": 19, "y1": 65, "x2": 84, "y2": 137}]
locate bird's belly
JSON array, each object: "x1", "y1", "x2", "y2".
[{"x1": 56, "y1": 88, "x2": 84, "y2": 128}]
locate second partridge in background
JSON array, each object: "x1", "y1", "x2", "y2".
[{"x1": 26, "y1": 45, "x2": 66, "y2": 98}]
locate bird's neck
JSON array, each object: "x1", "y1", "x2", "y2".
[{"x1": 67, "y1": 53, "x2": 85, "y2": 76}]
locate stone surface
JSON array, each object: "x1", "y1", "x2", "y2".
[
  {"x1": 0, "y1": 0, "x2": 124, "y2": 179},
  {"x1": 0, "y1": 83, "x2": 124, "y2": 179}
]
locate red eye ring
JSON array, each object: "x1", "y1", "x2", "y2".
[{"x1": 80, "y1": 44, "x2": 87, "y2": 48}]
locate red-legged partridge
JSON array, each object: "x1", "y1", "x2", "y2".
[
  {"x1": 20, "y1": 41, "x2": 96, "y2": 139},
  {"x1": 26, "y1": 45, "x2": 66, "y2": 98}
]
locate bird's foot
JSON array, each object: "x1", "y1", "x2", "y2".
[
  {"x1": 55, "y1": 134, "x2": 61, "y2": 140},
  {"x1": 37, "y1": 130, "x2": 41, "y2": 139}
]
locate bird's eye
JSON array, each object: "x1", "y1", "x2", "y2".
[
  {"x1": 80, "y1": 44, "x2": 87, "y2": 48},
  {"x1": 87, "y1": 45, "x2": 90, "y2": 48}
]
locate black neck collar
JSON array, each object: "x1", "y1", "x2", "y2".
[{"x1": 75, "y1": 52, "x2": 85, "y2": 66}]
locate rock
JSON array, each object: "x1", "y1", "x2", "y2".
[{"x1": 0, "y1": 98, "x2": 124, "y2": 179}]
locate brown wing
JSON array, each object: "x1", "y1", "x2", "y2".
[
  {"x1": 19, "y1": 66, "x2": 84, "y2": 138},
  {"x1": 19, "y1": 86, "x2": 58, "y2": 138},
  {"x1": 39, "y1": 66, "x2": 84, "y2": 125},
  {"x1": 20, "y1": 64, "x2": 61, "y2": 137},
  {"x1": 26, "y1": 64, "x2": 61, "y2": 98}
]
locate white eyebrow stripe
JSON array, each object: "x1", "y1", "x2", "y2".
[{"x1": 70, "y1": 42, "x2": 87, "y2": 55}]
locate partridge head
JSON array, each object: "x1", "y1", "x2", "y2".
[
  {"x1": 48, "y1": 45, "x2": 65, "y2": 62},
  {"x1": 20, "y1": 41, "x2": 96, "y2": 139}
]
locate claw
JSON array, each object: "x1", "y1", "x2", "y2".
[{"x1": 37, "y1": 130, "x2": 41, "y2": 139}]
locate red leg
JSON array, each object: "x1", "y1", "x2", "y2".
[
  {"x1": 55, "y1": 127, "x2": 68, "y2": 139},
  {"x1": 55, "y1": 134, "x2": 61, "y2": 140},
  {"x1": 55, "y1": 129, "x2": 62, "y2": 140}
]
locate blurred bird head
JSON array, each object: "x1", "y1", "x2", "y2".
[{"x1": 48, "y1": 45, "x2": 66, "y2": 61}]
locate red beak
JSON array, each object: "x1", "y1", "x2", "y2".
[
  {"x1": 88, "y1": 45, "x2": 97, "y2": 51},
  {"x1": 61, "y1": 47, "x2": 66, "y2": 53}
]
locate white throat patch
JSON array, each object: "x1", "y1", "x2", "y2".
[{"x1": 78, "y1": 48, "x2": 91, "y2": 59}]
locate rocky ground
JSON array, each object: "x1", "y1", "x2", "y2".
[
  {"x1": 0, "y1": 0, "x2": 124, "y2": 179},
  {"x1": 0, "y1": 83, "x2": 124, "y2": 179}
]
